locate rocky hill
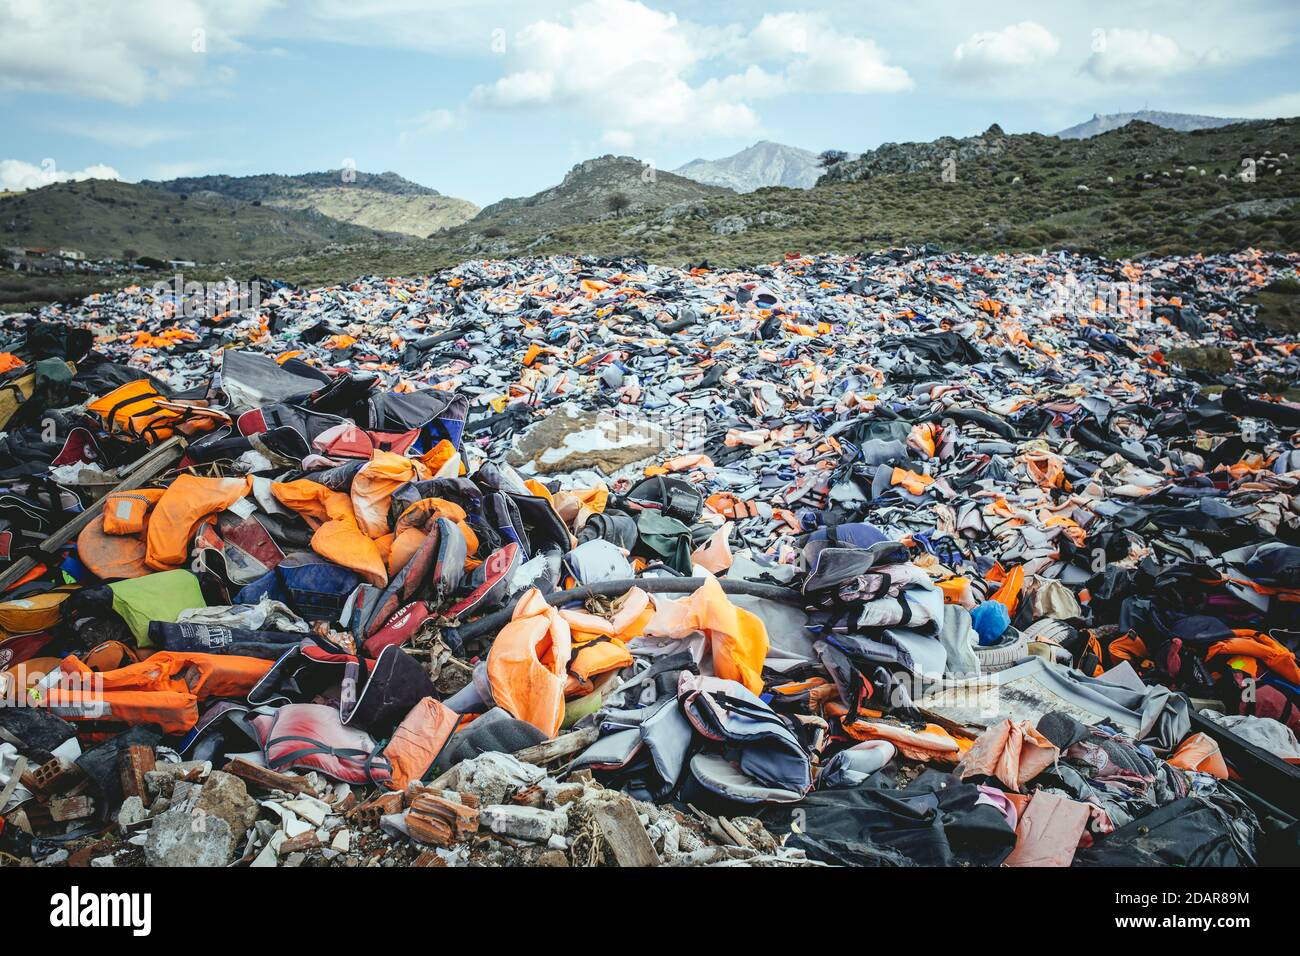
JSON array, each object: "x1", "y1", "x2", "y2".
[
  {"x1": 143, "y1": 170, "x2": 479, "y2": 238},
  {"x1": 818, "y1": 125, "x2": 1010, "y2": 184},
  {"x1": 466, "y1": 155, "x2": 730, "y2": 238}
]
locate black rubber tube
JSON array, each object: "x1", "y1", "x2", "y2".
[{"x1": 450, "y1": 576, "x2": 802, "y2": 644}]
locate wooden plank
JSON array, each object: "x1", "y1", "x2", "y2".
[
  {"x1": 0, "y1": 755, "x2": 27, "y2": 813},
  {"x1": 718, "y1": 816, "x2": 753, "y2": 849},
  {"x1": 511, "y1": 727, "x2": 599, "y2": 767},
  {"x1": 41, "y1": 435, "x2": 188, "y2": 553},
  {"x1": 222, "y1": 757, "x2": 316, "y2": 796},
  {"x1": 118, "y1": 745, "x2": 156, "y2": 801},
  {"x1": 0, "y1": 435, "x2": 187, "y2": 591},
  {"x1": 592, "y1": 799, "x2": 660, "y2": 868},
  {"x1": 425, "y1": 726, "x2": 600, "y2": 792}
]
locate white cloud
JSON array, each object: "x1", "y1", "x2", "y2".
[
  {"x1": 950, "y1": 21, "x2": 1060, "y2": 79},
  {"x1": 398, "y1": 108, "x2": 461, "y2": 142},
  {"x1": 469, "y1": 0, "x2": 910, "y2": 146},
  {"x1": 0, "y1": 159, "x2": 120, "y2": 191},
  {"x1": 745, "y1": 13, "x2": 912, "y2": 95},
  {"x1": 1189, "y1": 90, "x2": 1300, "y2": 120},
  {"x1": 480, "y1": 70, "x2": 555, "y2": 108},
  {"x1": 0, "y1": 0, "x2": 275, "y2": 104},
  {"x1": 602, "y1": 129, "x2": 636, "y2": 150},
  {"x1": 1082, "y1": 29, "x2": 1190, "y2": 83},
  {"x1": 52, "y1": 121, "x2": 186, "y2": 148},
  {"x1": 297, "y1": 0, "x2": 550, "y2": 53}
]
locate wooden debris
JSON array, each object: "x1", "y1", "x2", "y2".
[
  {"x1": 118, "y1": 745, "x2": 156, "y2": 801},
  {"x1": 0, "y1": 755, "x2": 27, "y2": 812},
  {"x1": 512, "y1": 726, "x2": 599, "y2": 768},
  {"x1": 592, "y1": 799, "x2": 660, "y2": 867},
  {"x1": 223, "y1": 757, "x2": 315, "y2": 795},
  {"x1": 717, "y1": 816, "x2": 754, "y2": 849}
]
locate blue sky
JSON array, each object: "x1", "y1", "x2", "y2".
[{"x1": 1, "y1": 0, "x2": 1298, "y2": 206}]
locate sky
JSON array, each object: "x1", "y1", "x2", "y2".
[{"x1": 1, "y1": 0, "x2": 1298, "y2": 206}]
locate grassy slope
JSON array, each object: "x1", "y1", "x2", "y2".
[
  {"x1": 0, "y1": 178, "x2": 388, "y2": 261},
  {"x1": 519, "y1": 119, "x2": 1300, "y2": 267},
  {"x1": 3, "y1": 119, "x2": 1298, "y2": 309},
  {"x1": 240, "y1": 118, "x2": 1300, "y2": 285},
  {"x1": 143, "y1": 171, "x2": 480, "y2": 238}
]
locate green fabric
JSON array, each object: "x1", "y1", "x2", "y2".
[
  {"x1": 634, "y1": 511, "x2": 693, "y2": 575},
  {"x1": 563, "y1": 688, "x2": 603, "y2": 728},
  {"x1": 108, "y1": 569, "x2": 206, "y2": 646}
]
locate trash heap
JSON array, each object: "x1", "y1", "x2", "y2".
[{"x1": 0, "y1": 247, "x2": 1297, "y2": 868}]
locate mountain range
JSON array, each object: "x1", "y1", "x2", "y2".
[
  {"x1": 429, "y1": 115, "x2": 1298, "y2": 273},
  {"x1": 673, "y1": 141, "x2": 825, "y2": 192},
  {"x1": 2, "y1": 111, "x2": 1296, "y2": 285}
]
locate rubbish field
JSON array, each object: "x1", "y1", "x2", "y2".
[{"x1": 0, "y1": 246, "x2": 1298, "y2": 869}]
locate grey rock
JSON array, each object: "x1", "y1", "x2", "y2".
[{"x1": 712, "y1": 215, "x2": 748, "y2": 236}]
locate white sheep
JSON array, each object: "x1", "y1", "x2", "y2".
[{"x1": 1077, "y1": 184, "x2": 1090, "y2": 192}]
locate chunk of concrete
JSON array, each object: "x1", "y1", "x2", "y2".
[
  {"x1": 454, "y1": 752, "x2": 546, "y2": 806},
  {"x1": 481, "y1": 804, "x2": 567, "y2": 842},
  {"x1": 144, "y1": 808, "x2": 234, "y2": 867}
]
